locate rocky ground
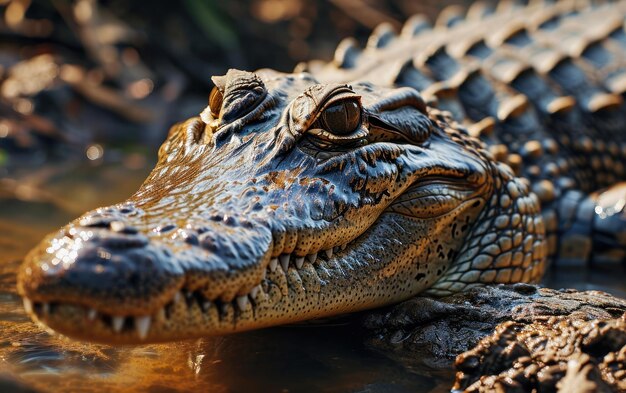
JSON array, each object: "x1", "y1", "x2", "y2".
[{"x1": 363, "y1": 284, "x2": 626, "y2": 392}]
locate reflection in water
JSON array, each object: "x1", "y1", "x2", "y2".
[{"x1": 0, "y1": 162, "x2": 441, "y2": 393}]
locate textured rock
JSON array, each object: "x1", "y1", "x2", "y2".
[
  {"x1": 363, "y1": 283, "x2": 626, "y2": 383},
  {"x1": 455, "y1": 313, "x2": 626, "y2": 392}
]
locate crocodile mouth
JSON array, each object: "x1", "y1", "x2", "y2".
[
  {"x1": 19, "y1": 171, "x2": 484, "y2": 344},
  {"x1": 20, "y1": 229, "x2": 376, "y2": 343}
]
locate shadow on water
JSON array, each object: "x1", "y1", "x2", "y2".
[{"x1": 1, "y1": 160, "x2": 624, "y2": 393}]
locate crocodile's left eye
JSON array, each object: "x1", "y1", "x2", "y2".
[
  {"x1": 209, "y1": 87, "x2": 223, "y2": 118},
  {"x1": 308, "y1": 98, "x2": 367, "y2": 145}
]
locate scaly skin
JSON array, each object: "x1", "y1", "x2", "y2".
[{"x1": 16, "y1": 0, "x2": 626, "y2": 344}]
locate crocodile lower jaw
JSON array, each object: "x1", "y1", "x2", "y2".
[{"x1": 21, "y1": 239, "x2": 362, "y2": 343}]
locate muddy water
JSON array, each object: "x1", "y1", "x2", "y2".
[
  {"x1": 0, "y1": 161, "x2": 444, "y2": 393},
  {"x1": 1, "y1": 160, "x2": 625, "y2": 393}
]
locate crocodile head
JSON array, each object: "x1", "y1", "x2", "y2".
[{"x1": 17, "y1": 69, "x2": 546, "y2": 343}]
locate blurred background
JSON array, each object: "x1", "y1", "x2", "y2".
[{"x1": 0, "y1": 0, "x2": 476, "y2": 185}]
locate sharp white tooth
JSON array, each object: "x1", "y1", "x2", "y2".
[
  {"x1": 42, "y1": 303, "x2": 50, "y2": 315},
  {"x1": 173, "y1": 291, "x2": 183, "y2": 304},
  {"x1": 325, "y1": 248, "x2": 333, "y2": 259},
  {"x1": 261, "y1": 269, "x2": 267, "y2": 279},
  {"x1": 236, "y1": 295, "x2": 249, "y2": 310},
  {"x1": 307, "y1": 253, "x2": 317, "y2": 264},
  {"x1": 295, "y1": 256, "x2": 304, "y2": 269},
  {"x1": 112, "y1": 316, "x2": 125, "y2": 333},
  {"x1": 279, "y1": 254, "x2": 290, "y2": 272},
  {"x1": 135, "y1": 316, "x2": 151, "y2": 340},
  {"x1": 269, "y1": 258, "x2": 278, "y2": 272},
  {"x1": 341, "y1": 243, "x2": 347, "y2": 251},
  {"x1": 87, "y1": 308, "x2": 97, "y2": 321},
  {"x1": 250, "y1": 285, "x2": 260, "y2": 298},
  {"x1": 23, "y1": 299, "x2": 32, "y2": 314}
]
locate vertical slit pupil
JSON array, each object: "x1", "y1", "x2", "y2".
[
  {"x1": 346, "y1": 101, "x2": 360, "y2": 129},
  {"x1": 322, "y1": 100, "x2": 361, "y2": 135}
]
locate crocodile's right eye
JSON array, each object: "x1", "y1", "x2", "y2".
[
  {"x1": 209, "y1": 87, "x2": 223, "y2": 118},
  {"x1": 321, "y1": 100, "x2": 361, "y2": 136},
  {"x1": 307, "y1": 98, "x2": 368, "y2": 146}
]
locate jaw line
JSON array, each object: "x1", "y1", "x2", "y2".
[{"x1": 20, "y1": 191, "x2": 486, "y2": 345}]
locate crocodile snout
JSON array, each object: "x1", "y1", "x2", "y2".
[
  {"x1": 17, "y1": 201, "x2": 274, "y2": 342},
  {"x1": 18, "y1": 204, "x2": 184, "y2": 314}
]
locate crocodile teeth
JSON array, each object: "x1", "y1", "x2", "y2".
[
  {"x1": 173, "y1": 291, "x2": 183, "y2": 304},
  {"x1": 23, "y1": 298, "x2": 32, "y2": 314},
  {"x1": 112, "y1": 316, "x2": 125, "y2": 333},
  {"x1": 307, "y1": 253, "x2": 317, "y2": 263},
  {"x1": 325, "y1": 249, "x2": 333, "y2": 259},
  {"x1": 135, "y1": 316, "x2": 151, "y2": 340},
  {"x1": 250, "y1": 285, "x2": 260, "y2": 299},
  {"x1": 295, "y1": 256, "x2": 305, "y2": 269},
  {"x1": 341, "y1": 244, "x2": 347, "y2": 251},
  {"x1": 279, "y1": 254, "x2": 290, "y2": 272},
  {"x1": 87, "y1": 308, "x2": 97, "y2": 321},
  {"x1": 42, "y1": 303, "x2": 50, "y2": 315},
  {"x1": 237, "y1": 295, "x2": 249, "y2": 310},
  {"x1": 269, "y1": 258, "x2": 278, "y2": 272}
]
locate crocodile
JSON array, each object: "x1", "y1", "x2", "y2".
[{"x1": 16, "y1": 0, "x2": 626, "y2": 344}]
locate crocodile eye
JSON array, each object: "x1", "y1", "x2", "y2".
[
  {"x1": 321, "y1": 100, "x2": 361, "y2": 135},
  {"x1": 209, "y1": 87, "x2": 223, "y2": 118},
  {"x1": 306, "y1": 98, "x2": 367, "y2": 146}
]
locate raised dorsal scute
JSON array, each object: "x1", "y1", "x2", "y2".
[
  {"x1": 435, "y1": 5, "x2": 465, "y2": 28},
  {"x1": 334, "y1": 37, "x2": 361, "y2": 69},
  {"x1": 367, "y1": 23, "x2": 397, "y2": 49},
  {"x1": 400, "y1": 14, "x2": 431, "y2": 38}
]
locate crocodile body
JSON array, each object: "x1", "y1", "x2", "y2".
[{"x1": 16, "y1": 1, "x2": 626, "y2": 344}]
